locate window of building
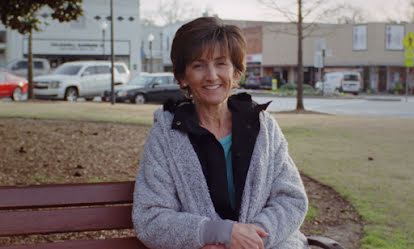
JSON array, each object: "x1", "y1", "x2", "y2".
[
  {"x1": 0, "y1": 31, "x2": 6, "y2": 43},
  {"x1": 353, "y1": 25, "x2": 367, "y2": 51},
  {"x1": 166, "y1": 36, "x2": 170, "y2": 51},
  {"x1": 385, "y1": 25, "x2": 404, "y2": 50}
]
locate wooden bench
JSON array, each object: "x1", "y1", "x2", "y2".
[{"x1": 0, "y1": 182, "x2": 344, "y2": 249}]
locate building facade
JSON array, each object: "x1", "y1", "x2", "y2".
[
  {"x1": 140, "y1": 23, "x2": 165, "y2": 73},
  {"x1": 148, "y1": 19, "x2": 413, "y2": 93},
  {"x1": 0, "y1": 0, "x2": 141, "y2": 76},
  {"x1": 261, "y1": 22, "x2": 413, "y2": 93}
]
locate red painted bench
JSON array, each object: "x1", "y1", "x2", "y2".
[{"x1": 0, "y1": 182, "x2": 344, "y2": 249}]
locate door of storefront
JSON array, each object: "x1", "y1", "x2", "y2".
[{"x1": 378, "y1": 66, "x2": 387, "y2": 92}]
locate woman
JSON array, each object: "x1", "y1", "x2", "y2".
[{"x1": 132, "y1": 17, "x2": 308, "y2": 249}]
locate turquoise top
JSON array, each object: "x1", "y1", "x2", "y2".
[{"x1": 219, "y1": 134, "x2": 235, "y2": 210}]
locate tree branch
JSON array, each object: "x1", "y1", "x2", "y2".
[{"x1": 258, "y1": 0, "x2": 297, "y2": 22}]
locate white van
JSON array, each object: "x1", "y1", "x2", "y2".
[
  {"x1": 318, "y1": 71, "x2": 362, "y2": 95},
  {"x1": 33, "y1": 61, "x2": 129, "y2": 101}
]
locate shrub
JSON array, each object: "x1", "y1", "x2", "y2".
[
  {"x1": 279, "y1": 83, "x2": 317, "y2": 95},
  {"x1": 280, "y1": 83, "x2": 297, "y2": 91},
  {"x1": 393, "y1": 82, "x2": 403, "y2": 94}
]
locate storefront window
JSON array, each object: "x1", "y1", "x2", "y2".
[{"x1": 0, "y1": 31, "x2": 5, "y2": 43}]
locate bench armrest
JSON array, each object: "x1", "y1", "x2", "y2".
[{"x1": 307, "y1": 236, "x2": 345, "y2": 249}]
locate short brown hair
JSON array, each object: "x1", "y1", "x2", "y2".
[{"x1": 171, "y1": 17, "x2": 246, "y2": 84}]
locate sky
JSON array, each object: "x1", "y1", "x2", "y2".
[{"x1": 141, "y1": 0, "x2": 412, "y2": 24}]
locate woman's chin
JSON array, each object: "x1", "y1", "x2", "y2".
[
  {"x1": 197, "y1": 96, "x2": 228, "y2": 107},
  {"x1": 192, "y1": 90, "x2": 228, "y2": 106}
]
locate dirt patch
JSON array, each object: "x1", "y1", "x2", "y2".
[
  {"x1": 0, "y1": 118, "x2": 362, "y2": 249},
  {"x1": 301, "y1": 175, "x2": 362, "y2": 249}
]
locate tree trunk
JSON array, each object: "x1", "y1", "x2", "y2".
[
  {"x1": 28, "y1": 31, "x2": 33, "y2": 100},
  {"x1": 296, "y1": 0, "x2": 305, "y2": 111}
]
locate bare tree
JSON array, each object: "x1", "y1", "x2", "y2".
[
  {"x1": 402, "y1": 0, "x2": 414, "y2": 22},
  {"x1": 258, "y1": 0, "x2": 331, "y2": 110},
  {"x1": 382, "y1": 0, "x2": 414, "y2": 23},
  {"x1": 259, "y1": 0, "x2": 358, "y2": 111},
  {"x1": 332, "y1": 3, "x2": 366, "y2": 24},
  {"x1": 142, "y1": 0, "x2": 203, "y2": 26},
  {"x1": 408, "y1": 0, "x2": 414, "y2": 22}
]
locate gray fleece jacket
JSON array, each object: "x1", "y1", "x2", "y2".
[{"x1": 132, "y1": 107, "x2": 309, "y2": 249}]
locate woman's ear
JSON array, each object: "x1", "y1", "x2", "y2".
[
  {"x1": 179, "y1": 79, "x2": 188, "y2": 87},
  {"x1": 233, "y1": 72, "x2": 242, "y2": 82}
]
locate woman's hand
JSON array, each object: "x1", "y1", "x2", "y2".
[
  {"x1": 230, "y1": 223, "x2": 268, "y2": 249},
  {"x1": 201, "y1": 245, "x2": 226, "y2": 249}
]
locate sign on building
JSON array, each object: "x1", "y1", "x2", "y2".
[
  {"x1": 23, "y1": 39, "x2": 130, "y2": 55},
  {"x1": 314, "y1": 51, "x2": 323, "y2": 68},
  {"x1": 403, "y1": 32, "x2": 414, "y2": 67}
]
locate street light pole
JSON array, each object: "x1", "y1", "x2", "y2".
[
  {"x1": 110, "y1": 0, "x2": 115, "y2": 105},
  {"x1": 101, "y1": 21, "x2": 108, "y2": 59},
  {"x1": 321, "y1": 48, "x2": 325, "y2": 96},
  {"x1": 148, "y1": 33, "x2": 154, "y2": 73}
]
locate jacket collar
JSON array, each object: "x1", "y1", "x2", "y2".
[{"x1": 165, "y1": 93, "x2": 271, "y2": 135}]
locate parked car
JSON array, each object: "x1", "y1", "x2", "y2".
[
  {"x1": 318, "y1": 71, "x2": 362, "y2": 95},
  {"x1": 103, "y1": 72, "x2": 185, "y2": 104},
  {"x1": 260, "y1": 76, "x2": 273, "y2": 90},
  {"x1": 0, "y1": 71, "x2": 28, "y2": 101},
  {"x1": 242, "y1": 75, "x2": 281, "y2": 90},
  {"x1": 6, "y1": 58, "x2": 51, "y2": 78},
  {"x1": 33, "y1": 61, "x2": 129, "y2": 101},
  {"x1": 242, "y1": 75, "x2": 261, "y2": 89},
  {"x1": 113, "y1": 63, "x2": 131, "y2": 84}
]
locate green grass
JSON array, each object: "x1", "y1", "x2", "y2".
[
  {"x1": 305, "y1": 204, "x2": 318, "y2": 222},
  {"x1": 1, "y1": 102, "x2": 413, "y2": 248},
  {"x1": 276, "y1": 115, "x2": 414, "y2": 249}
]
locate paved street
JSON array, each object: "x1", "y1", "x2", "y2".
[
  {"x1": 2, "y1": 94, "x2": 414, "y2": 118},
  {"x1": 252, "y1": 95, "x2": 414, "y2": 118}
]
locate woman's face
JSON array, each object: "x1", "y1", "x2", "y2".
[{"x1": 181, "y1": 45, "x2": 238, "y2": 107}]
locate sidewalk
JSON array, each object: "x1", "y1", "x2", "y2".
[{"x1": 237, "y1": 89, "x2": 411, "y2": 101}]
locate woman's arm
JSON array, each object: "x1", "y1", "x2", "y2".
[
  {"x1": 251, "y1": 154, "x2": 308, "y2": 247},
  {"x1": 132, "y1": 129, "x2": 208, "y2": 249}
]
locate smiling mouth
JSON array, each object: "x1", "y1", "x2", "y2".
[{"x1": 203, "y1": 84, "x2": 221, "y2": 90}]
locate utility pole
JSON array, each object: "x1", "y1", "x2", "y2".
[
  {"x1": 296, "y1": 0, "x2": 304, "y2": 110},
  {"x1": 110, "y1": 0, "x2": 115, "y2": 105},
  {"x1": 28, "y1": 31, "x2": 33, "y2": 99}
]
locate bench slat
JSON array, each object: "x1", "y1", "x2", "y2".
[
  {"x1": 0, "y1": 182, "x2": 135, "y2": 209},
  {"x1": 0, "y1": 206, "x2": 133, "y2": 236},
  {"x1": 0, "y1": 237, "x2": 149, "y2": 249}
]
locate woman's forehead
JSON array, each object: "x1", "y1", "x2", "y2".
[{"x1": 193, "y1": 42, "x2": 229, "y2": 61}]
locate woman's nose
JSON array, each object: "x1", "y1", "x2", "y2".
[{"x1": 206, "y1": 64, "x2": 218, "y2": 81}]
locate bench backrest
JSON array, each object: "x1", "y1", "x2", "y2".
[
  {"x1": 0, "y1": 182, "x2": 148, "y2": 249},
  {"x1": 0, "y1": 182, "x2": 345, "y2": 249}
]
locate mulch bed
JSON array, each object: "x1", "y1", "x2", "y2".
[{"x1": 0, "y1": 118, "x2": 363, "y2": 249}]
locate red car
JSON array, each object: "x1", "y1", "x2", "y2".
[{"x1": 0, "y1": 71, "x2": 28, "y2": 101}]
